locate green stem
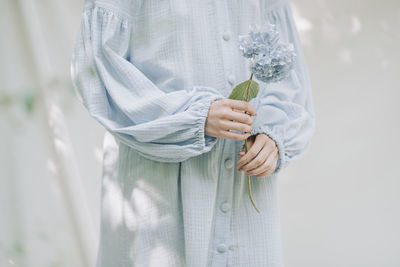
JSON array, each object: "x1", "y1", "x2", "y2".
[{"x1": 244, "y1": 73, "x2": 260, "y2": 214}]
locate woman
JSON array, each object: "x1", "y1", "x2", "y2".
[{"x1": 71, "y1": 0, "x2": 316, "y2": 266}]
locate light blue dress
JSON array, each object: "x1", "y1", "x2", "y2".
[{"x1": 71, "y1": 0, "x2": 316, "y2": 266}]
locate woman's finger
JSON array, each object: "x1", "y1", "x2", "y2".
[
  {"x1": 219, "y1": 120, "x2": 252, "y2": 133},
  {"x1": 238, "y1": 135, "x2": 255, "y2": 157},
  {"x1": 237, "y1": 136, "x2": 266, "y2": 169},
  {"x1": 228, "y1": 109, "x2": 254, "y2": 125},
  {"x1": 226, "y1": 99, "x2": 257, "y2": 116},
  {"x1": 248, "y1": 150, "x2": 278, "y2": 177},
  {"x1": 239, "y1": 143, "x2": 271, "y2": 172},
  {"x1": 219, "y1": 130, "x2": 250, "y2": 141}
]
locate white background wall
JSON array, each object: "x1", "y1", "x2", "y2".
[
  {"x1": 1, "y1": 0, "x2": 399, "y2": 266},
  {"x1": 279, "y1": 1, "x2": 400, "y2": 266}
]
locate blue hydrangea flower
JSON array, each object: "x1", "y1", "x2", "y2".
[{"x1": 238, "y1": 23, "x2": 296, "y2": 83}]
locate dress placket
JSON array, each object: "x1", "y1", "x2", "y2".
[
  {"x1": 213, "y1": 0, "x2": 237, "y2": 95},
  {"x1": 210, "y1": 138, "x2": 236, "y2": 267},
  {"x1": 209, "y1": 1, "x2": 238, "y2": 265}
]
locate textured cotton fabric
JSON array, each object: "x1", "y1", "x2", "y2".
[{"x1": 71, "y1": 0, "x2": 316, "y2": 266}]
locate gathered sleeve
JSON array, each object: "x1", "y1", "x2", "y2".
[
  {"x1": 71, "y1": 3, "x2": 225, "y2": 163},
  {"x1": 250, "y1": 0, "x2": 316, "y2": 174}
]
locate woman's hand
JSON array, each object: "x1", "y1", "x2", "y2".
[
  {"x1": 236, "y1": 133, "x2": 279, "y2": 177},
  {"x1": 205, "y1": 99, "x2": 256, "y2": 140}
]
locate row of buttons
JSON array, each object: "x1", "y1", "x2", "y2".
[
  {"x1": 213, "y1": 13, "x2": 236, "y2": 262},
  {"x1": 221, "y1": 30, "x2": 236, "y2": 86},
  {"x1": 221, "y1": 158, "x2": 233, "y2": 213},
  {"x1": 217, "y1": 157, "x2": 234, "y2": 255}
]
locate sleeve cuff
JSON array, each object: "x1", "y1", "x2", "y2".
[
  {"x1": 195, "y1": 94, "x2": 225, "y2": 152},
  {"x1": 250, "y1": 125, "x2": 287, "y2": 175}
]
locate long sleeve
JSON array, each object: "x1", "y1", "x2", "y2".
[
  {"x1": 70, "y1": 3, "x2": 225, "y2": 163},
  {"x1": 250, "y1": 1, "x2": 316, "y2": 174}
]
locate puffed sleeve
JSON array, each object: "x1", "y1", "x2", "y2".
[
  {"x1": 250, "y1": 0, "x2": 316, "y2": 174},
  {"x1": 71, "y1": 3, "x2": 225, "y2": 163}
]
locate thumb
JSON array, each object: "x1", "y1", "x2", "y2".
[{"x1": 238, "y1": 142, "x2": 247, "y2": 156}]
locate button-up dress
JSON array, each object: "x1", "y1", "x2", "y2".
[{"x1": 71, "y1": 0, "x2": 316, "y2": 266}]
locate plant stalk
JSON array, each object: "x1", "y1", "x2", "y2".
[{"x1": 244, "y1": 73, "x2": 260, "y2": 213}]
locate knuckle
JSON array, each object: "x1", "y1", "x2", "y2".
[
  {"x1": 239, "y1": 125, "x2": 247, "y2": 132},
  {"x1": 269, "y1": 142, "x2": 277, "y2": 150},
  {"x1": 220, "y1": 110, "x2": 229, "y2": 119},
  {"x1": 232, "y1": 100, "x2": 241, "y2": 108},
  {"x1": 248, "y1": 150, "x2": 256, "y2": 157},
  {"x1": 220, "y1": 98, "x2": 228, "y2": 105},
  {"x1": 262, "y1": 135, "x2": 269, "y2": 143},
  {"x1": 241, "y1": 124, "x2": 250, "y2": 132}
]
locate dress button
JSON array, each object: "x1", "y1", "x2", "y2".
[
  {"x1": 224, "y1": 158, "x2": 233, "y2": 169},
  {"x1": 220, "y1": 201, "x2": 231, "y2": 213},
  {"x1": 227, "y1": 74, "x2": 235, "y2": 85},
  {"x1": 217, "y1": 243, "x2": 227, "y2": 253},
  {"x1": 222, "y1": 31, "x2": 231, "y2": 41}
]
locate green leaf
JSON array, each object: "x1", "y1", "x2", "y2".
[{"x1": 228, "y1": 79, "x2": 259, "y2": 102}]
